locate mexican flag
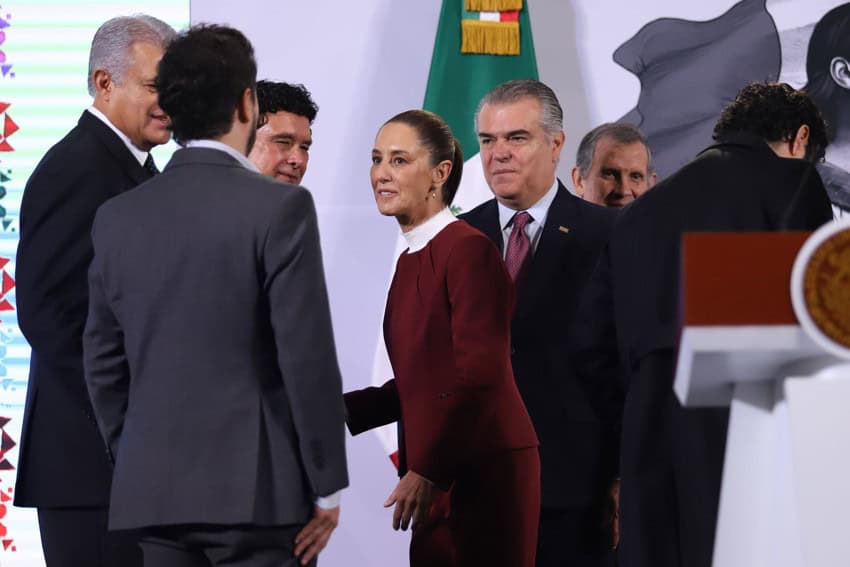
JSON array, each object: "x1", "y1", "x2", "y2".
[
  {"x1": 371, "y1": 0, "x2": 540, "y2": 466},
  {"x1": 424, "y1": 0, "x2": 539, "y2": 161}
]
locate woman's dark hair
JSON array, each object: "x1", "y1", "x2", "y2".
[
  {"x1": 156, "y1": 25, "x2": 257, "y2": 144},
  {"x1": 803, "y1": 4, "x2": 850, "y2": 141},
  {"x1": 384, "y1": 110, "x2": 464, "y2": 206},
  {"x1": 713, "y1": 82, "x2": 828, "y2": 162}
]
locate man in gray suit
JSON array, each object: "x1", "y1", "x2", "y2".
[{"x1": 83, "y1": 24, "x2": 348, "y2": 567}]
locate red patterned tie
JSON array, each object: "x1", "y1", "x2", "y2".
[{"x1": 505, "y1": 211, "x2": 533, "y2": 283}]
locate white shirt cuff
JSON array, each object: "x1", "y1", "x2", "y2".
[{"x1": 315, "y1": 490, "x2": 341, "y2": 509}]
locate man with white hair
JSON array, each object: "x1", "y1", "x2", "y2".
[
  {"x1": 461, "y1": 79, "x2": 620, "y2": 567},
  {"x1": 15, "y1": 14, "x2": 176, "y2": 566}
]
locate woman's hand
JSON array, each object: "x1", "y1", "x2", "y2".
[{"x1": 384, "y1": 470, "x2": 434, "y2": 531}]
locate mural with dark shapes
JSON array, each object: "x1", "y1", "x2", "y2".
[
  {"x1": 805, "y1": 4, "x2": 850, "y2": 214},
  {"x1": 613, "y1": 0, "x2": 781, "y2": 180}
]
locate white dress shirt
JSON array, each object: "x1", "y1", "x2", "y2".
[
  {"x1": 496, "y1": 179, "x2": 559, "y2": 257},
  {"x1": 183, "y1": 139, "x2": 261, "y2": 173},
  {"x1": 87, "y1": 106, "x2": 150, "y2": 167}
]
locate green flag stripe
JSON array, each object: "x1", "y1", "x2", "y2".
[{"x1": 424, "y1": 0, "x2": 539, "y2": 158}]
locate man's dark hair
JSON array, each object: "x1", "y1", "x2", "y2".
[
  {"x1": 256, "y1": 80, "x2": 318, "y2": 127},
  {"x1": 156, "y1": 24, "x2": 257, "y2": 143},
  {"x1": 803, "y1": 4, "x2": 850, "y2": 141},
  {"x1": 713, "y1": 82, "x2": 828, "y2": 162}
]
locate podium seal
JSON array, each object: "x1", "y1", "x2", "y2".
[{"x1": 791, "y1": 218, "x2": 850, "y2": 359}]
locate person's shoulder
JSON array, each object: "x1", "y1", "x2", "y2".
[
  {"x1": 253, "y1": 173, "x2": 315, "y2": 210},
  {"x1": 436, "y1": 220, "x2": 498, "y2": 258},
  {"x1": 551, "y1": 186, "x2": 618, "y2": 237},
  {"x1": 29, "y1": 122, "x2": 99, "y2": 177},
  {"x1": 457, "y1": 198, "x2": 496, "y2": 222},
  {"x1": 23, "y1": 125, "x2": 117, "y2": 211},
  {"x1": 572, "y1": 191, "x2": 618, "y2": 222}
]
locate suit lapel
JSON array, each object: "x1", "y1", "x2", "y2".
[
  {"x1": 474, "y1": 199, "x2": 505, "y2": 254},
  {"x1": 79, "y1": 111, "x2": 153, "y2": 186}
]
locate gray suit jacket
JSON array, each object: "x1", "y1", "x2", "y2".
[{"x1": 83, "y1": 147, "x2": 348, "y2": 530}]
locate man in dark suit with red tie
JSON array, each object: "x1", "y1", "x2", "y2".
[
  {"x1": 460, "y1": 79, "x2": 619, "y2": 567},
  {"x1": 14, "y1": 15, "x2": 175, "y2": 567}
]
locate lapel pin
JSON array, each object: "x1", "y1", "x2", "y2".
[{"x1": 558, "y1": 226, "x2": 570, "y2": 234}]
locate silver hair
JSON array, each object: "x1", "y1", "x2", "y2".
[
  {"x1": 474, "y1": 79, "x2": 564, "y2": 138},
  {"x1": 87, "y1": 15, "x2": 176, "y2": 96},
  {"x1": 575, "y1": 122, "x2": 654, "y2": 178}
]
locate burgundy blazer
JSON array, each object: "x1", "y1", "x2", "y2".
[{"x1": 345, "y1": 221, "x2": 537, "y2": 488}]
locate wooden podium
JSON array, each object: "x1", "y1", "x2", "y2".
[{"x1": 674, "y1": 224, "x2": 850, "y2": 567}]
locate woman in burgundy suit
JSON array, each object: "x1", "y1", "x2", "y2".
[{"x1": 345, "y1": 110, "x2": 540, "y2": 567}]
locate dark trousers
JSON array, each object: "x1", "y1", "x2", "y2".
[
  {"x1": 138, "y1": 524, "x2": 310, "y2": 567},
  {"x1": 37, "y1": 507, "x2": 142, "y2": 567},
  {"x1": 536, "y1": 505, "x2": 611, "y2": 567},
  {"x1": 617, "y1": 352, "x2": 727, "y2": 567}
]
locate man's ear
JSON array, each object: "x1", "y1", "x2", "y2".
[
  {"x1": 830, "y1": 56, "x2": 850, "y2": 90},
  {"x1": 551, "y1": 130, "x2": 566, "y2": 163},
  {"x1": 649, "y1": 172, "x2": 658, "y2": 188},
  {"x1": 571, "y1": 166, "x2": 585, "y2": 197},
  {"x1": 792, "y1": 124, "x2": 810, "y2": 159},
  {"x1": 236, "y1": 87, "x2": 254, "y2": 125},
  {"x1": 92, "y1": 69, "x2": 113, "y2": 100}
]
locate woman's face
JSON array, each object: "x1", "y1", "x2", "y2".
[{"x1": 371, "y1": 122, "x2": 438, "y2": 228}]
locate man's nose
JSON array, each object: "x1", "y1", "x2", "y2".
[
  {"x1": 610, "y1": 175, "x2": 625, "y2": 194},
  {"x1": 492, "y1": 139, "x2": 511, "y2": 160},
  {"x1": 287, "y1": 149, "x2": 307, "y2": 169}
]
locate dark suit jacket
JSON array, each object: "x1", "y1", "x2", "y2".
[
  {"x1": 460, "y1": 182, "x2": 618, "y2": 510},
  {"x1": 581, "y1": 133, "x2": 833, "y2": 567},
  {"x1": 83, "y1": 147, "x2": 348, "y2": 530},
  {"x1": 14, "y1": 110, "x2": 154, "y2": 507}
]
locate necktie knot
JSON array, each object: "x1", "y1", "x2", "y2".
[
  {"x1": 511, "y1": 211, "x2": 532, "y2": 231},
  {"x1": 144, "y1": 154, "x2": 159, "y2": 176}
]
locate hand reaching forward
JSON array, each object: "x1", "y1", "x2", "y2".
[
  {"x1": 294, "y1": 505, "x2": 340, "y2": 565},
  {"x1": 384, "y1": 470, "x2": 434, "y2": 531}
]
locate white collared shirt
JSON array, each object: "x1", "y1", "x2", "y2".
[
  {"x1": 87, "y1": 107, "x2": 150, "y2": 167},
  {"x1": 496, "y1": 178, "x2": 559, "y2": 257},
  {"x1": 183, "y1": 139, "x2": 261, "y2": 173},
  {"x1": 402, "y1": 207, "x2": 457, "y2": 253}
]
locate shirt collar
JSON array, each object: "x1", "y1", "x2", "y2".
[
  {"x1": 402, "y1": 207, "x2": 457, "y2": 253},
  {"x1": 87, "y1": 106, "x2": 149, "y2": 167},
  {"x1": 497, "y1": 178, "x2": 559, "y2": 230},
  {"x1": 182, "y1": 139, "x2": 261, "y2": 172}
]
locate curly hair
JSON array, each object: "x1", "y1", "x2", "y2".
[
  {"x1": 712, "y1": 82, "x2": 828, "y2": 161},
  {"x1": 156, "y1": 25, "x2": 257, "y2": 144},
  {"x1": 256, "y1": 81, "x2": 318, "y2": 127}
]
